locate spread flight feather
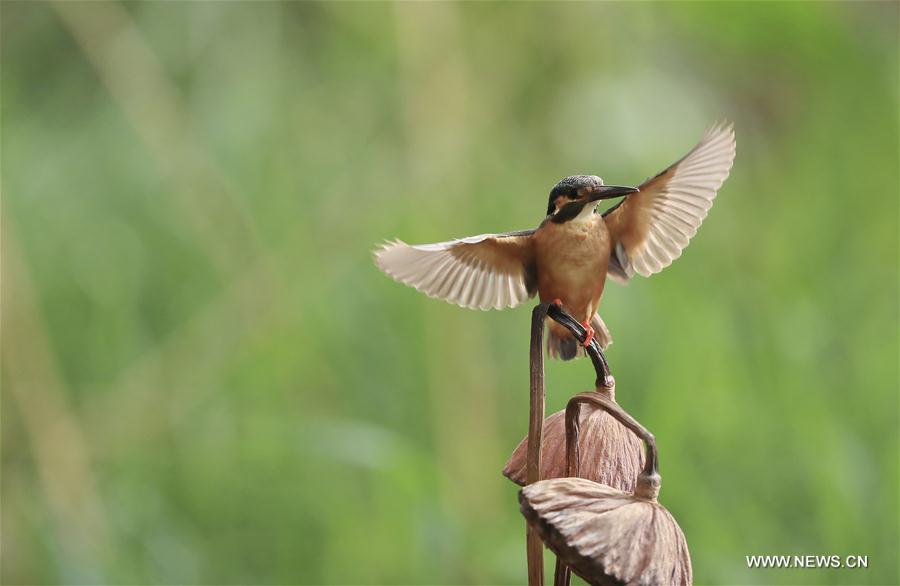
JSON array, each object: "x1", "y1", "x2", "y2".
[{"x1": 374, "y1": 123, "x2": 736, "y2": 325}]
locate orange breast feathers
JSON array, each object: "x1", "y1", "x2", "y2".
[{"x1": 533, "y1": 214, "x2": 610, "y2": 321}]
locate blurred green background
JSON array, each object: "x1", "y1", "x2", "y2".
[{"x1": 2, "y1": 2, "x2": 898, "y2": 585}]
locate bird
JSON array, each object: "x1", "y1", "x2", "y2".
[{"x1": 374, "y1": 123, "x2": 736, "y2": 360}]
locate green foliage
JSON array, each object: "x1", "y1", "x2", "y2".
[{"x1": 2, "y1": 2, "x2": 897, "y2": 585}]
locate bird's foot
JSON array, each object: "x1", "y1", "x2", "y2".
[
  {"x1": 550, "y1": 298, "x2": 563, "y2": 307},
  {"x1": 581, "y1": 321, "x2": 595, "y2": 348}
]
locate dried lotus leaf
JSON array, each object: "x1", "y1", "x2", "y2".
[
  {"x1": 503, "y1": 403, "x2": 644, "y2": 492},
  {"x1": 520, "y1": 477, "x2": 692, "y2": 586}
]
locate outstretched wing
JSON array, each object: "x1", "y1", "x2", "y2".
[
  {"x1": 374, "y1": 230, "x2": 536, "y2": 310},
  {"x1": 603, "y1": 122, "x2": 736, "y2": 283}
]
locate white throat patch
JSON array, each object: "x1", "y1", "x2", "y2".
[{"x1": 573, "y1": 203, "x2": 598, "y2": 222}]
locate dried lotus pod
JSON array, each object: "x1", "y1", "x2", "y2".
[
  {"x1": 503, "y1": 384, "x2": 644, "y2": 492},
  {"x1": 519, "y1": 392, "x2": 692, "y2": 586},
  {"x1": 520, "y1": 477, "x2": 691, "y2": 586}
]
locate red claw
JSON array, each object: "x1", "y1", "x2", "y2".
[{"x1": 581, "y1": 320, "x2": 595, "y2": 348}]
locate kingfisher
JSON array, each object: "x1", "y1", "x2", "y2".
[{"x1": 374, "y1": 123, "x2": 736, "y2": 360}]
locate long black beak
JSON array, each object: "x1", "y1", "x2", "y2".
[{"x1": 587, "y1": 185, "x2": 639, "y2": 201}]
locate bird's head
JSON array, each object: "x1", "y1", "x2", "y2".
[{"x1": 546, "y1": 175, "x2": 638, "y2": 221}]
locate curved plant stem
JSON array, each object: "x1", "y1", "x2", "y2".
[
  {"x1": 564, "y1": 392, "x2": 659, "y2": 481},
  {"x1": 526, "y1": 303, "x2": 615, "y2": 586},
  {"x1": 546, "y1": 304, "x2": 612, "y2": 389}
]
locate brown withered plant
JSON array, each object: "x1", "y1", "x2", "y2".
[
  {"x1": 515, "y1": 303, "x2": 692, "y2": 586},
  {"x1": 502, "y1": 384, "x2": 644, "y2": 493}
]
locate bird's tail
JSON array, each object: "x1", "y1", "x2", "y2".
[{"x1": 546, "y1": 314, "x2": 613, "y2": 361}]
